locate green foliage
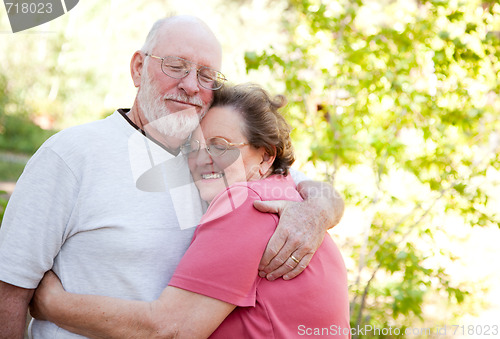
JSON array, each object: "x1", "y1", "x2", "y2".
[
  {"x1": 0, "y1": 114, "x2": 56, "y2": 155},
  {"x1": 0, "y1": 191, "x2": 7, "y2": 224},
  {"x1": 0, "y1": 161, "x2": 26, "y2": 181},
  {"x1": 0, "y1": 73, "x2": 57, "y2": 154},
  {"x1": 0, "y1": 0, "x2": 141, "y2": 127},
  {"x1": 245, "y1": 0, "x2": 500, "y2": 335}
]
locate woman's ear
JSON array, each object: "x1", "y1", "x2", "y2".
[
  {"x1": 259, "y1": 147, "x2": 276, "y2": 176},
  {"x1": 130, "y1": 51, "x2": 145, "y2": 88}
]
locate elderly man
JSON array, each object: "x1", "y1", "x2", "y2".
[{"x1": 0, "y1": 16, "x2": 343, "y2": 338}]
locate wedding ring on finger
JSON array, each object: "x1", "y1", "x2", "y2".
[{"x1": 290, "y1": 255, "x2": 300, "y2": 264}]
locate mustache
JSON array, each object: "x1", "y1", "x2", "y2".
[{"x1": 163, "y1": 93, "x2": 204, "y2": 107}]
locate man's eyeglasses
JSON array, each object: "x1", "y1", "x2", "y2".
[
  {"x1": 180, "y1": 137, "x2": 248, "y2": 157},
  {"x1": 145, "y1": 53, "x2": 226, "y2": 90}
]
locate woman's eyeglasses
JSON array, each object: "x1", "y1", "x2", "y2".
[{"x1": 180, "y1": 137, "x2": 248, "y2": 157}]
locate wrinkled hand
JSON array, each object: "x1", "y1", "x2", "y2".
[
  {"x1": 30, "y1": 271, "x2": 64, "y2": 321},
  {"x1": 254, "y1": 199, "x2": 327, "y2": 281}
]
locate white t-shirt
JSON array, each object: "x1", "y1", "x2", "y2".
[{"x1": 0, "y1": 111, "x2": 203, "y2": 338}]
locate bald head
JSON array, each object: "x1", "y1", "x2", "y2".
[{"x1": 141, "y1": 16, "x2": 222, "y2": 68}]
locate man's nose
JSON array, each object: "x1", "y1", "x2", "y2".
[{"x1": 178, "y1": 70, "x2": 200, "y2": 96}]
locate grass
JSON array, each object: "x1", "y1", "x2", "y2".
[{"x1": 0, "y1": 114, "x2": 56, "y2": 155}]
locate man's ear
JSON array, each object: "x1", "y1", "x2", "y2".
[{"x1": 130, "y1": 51, "x2": 145, "y2": 88}]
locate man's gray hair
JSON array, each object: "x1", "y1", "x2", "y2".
[{"x1": 141, "y1": 18, "x2": 170, "y2": 53}]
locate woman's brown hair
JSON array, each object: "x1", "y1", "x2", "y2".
[{"x1": 212, "y1": 83, "x2": 295, "y2": 175}]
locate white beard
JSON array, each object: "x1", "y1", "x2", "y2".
[{"x1": 138, "y1": 67, "x2": 203, "y2": 140}]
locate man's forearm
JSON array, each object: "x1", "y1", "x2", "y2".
[
  {"x1": 0, "y1": 281, "x2": 34, "y2": 339},
  {"x1": 255, "y1": 179, "x2": 345, "y2": 280},
  {"x1": 297, "y1": 180, "x2": 344, "y2": 229}
]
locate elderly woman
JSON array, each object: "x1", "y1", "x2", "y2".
[{"x1": 31, "y1": 84, "x2": 350, "y2": 338}]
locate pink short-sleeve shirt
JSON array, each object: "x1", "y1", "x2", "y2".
[{"x1": 169, "y1": 175, "x2": 350, "y2": 338}]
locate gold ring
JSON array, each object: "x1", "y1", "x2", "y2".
[{"x1": 290, "y1": 255, "x2": 300, "y2": 264}]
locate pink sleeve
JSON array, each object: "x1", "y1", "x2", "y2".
[{"x1": 168, "y1": 185, "x2": 278, "y2": 307}]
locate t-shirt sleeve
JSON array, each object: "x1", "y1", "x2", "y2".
[
  {"x1": 168, "y1": 185, "x2": 278, "y2": 307},
  {"x1": 0, "y1": 147, "x2": 79, "y2": 288},
  {"x1": 289, "y1": 168, "x2": 311, "y2": 185}
]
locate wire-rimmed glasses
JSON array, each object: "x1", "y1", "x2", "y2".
[
  {"x1": 180, "y1": 137, "x2": 248, "y2": 157},
  {"x1": 145, "y1": 53, "x2": 226, "y2": 90}
]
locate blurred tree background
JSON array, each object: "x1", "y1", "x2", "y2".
[
  {"x1": 1, "y1": 0, "x2": 499, "y2": 337},
  {"x1": 245, "y1": 0, "x2": 500, "y2": 336}
]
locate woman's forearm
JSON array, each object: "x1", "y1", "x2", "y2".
[
  {"x1": 45, "y1": 291, "x2": 163, "y2": 339},
  {"x1": 32, "y1": 273, "x2": 234, "y2": 339}
]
